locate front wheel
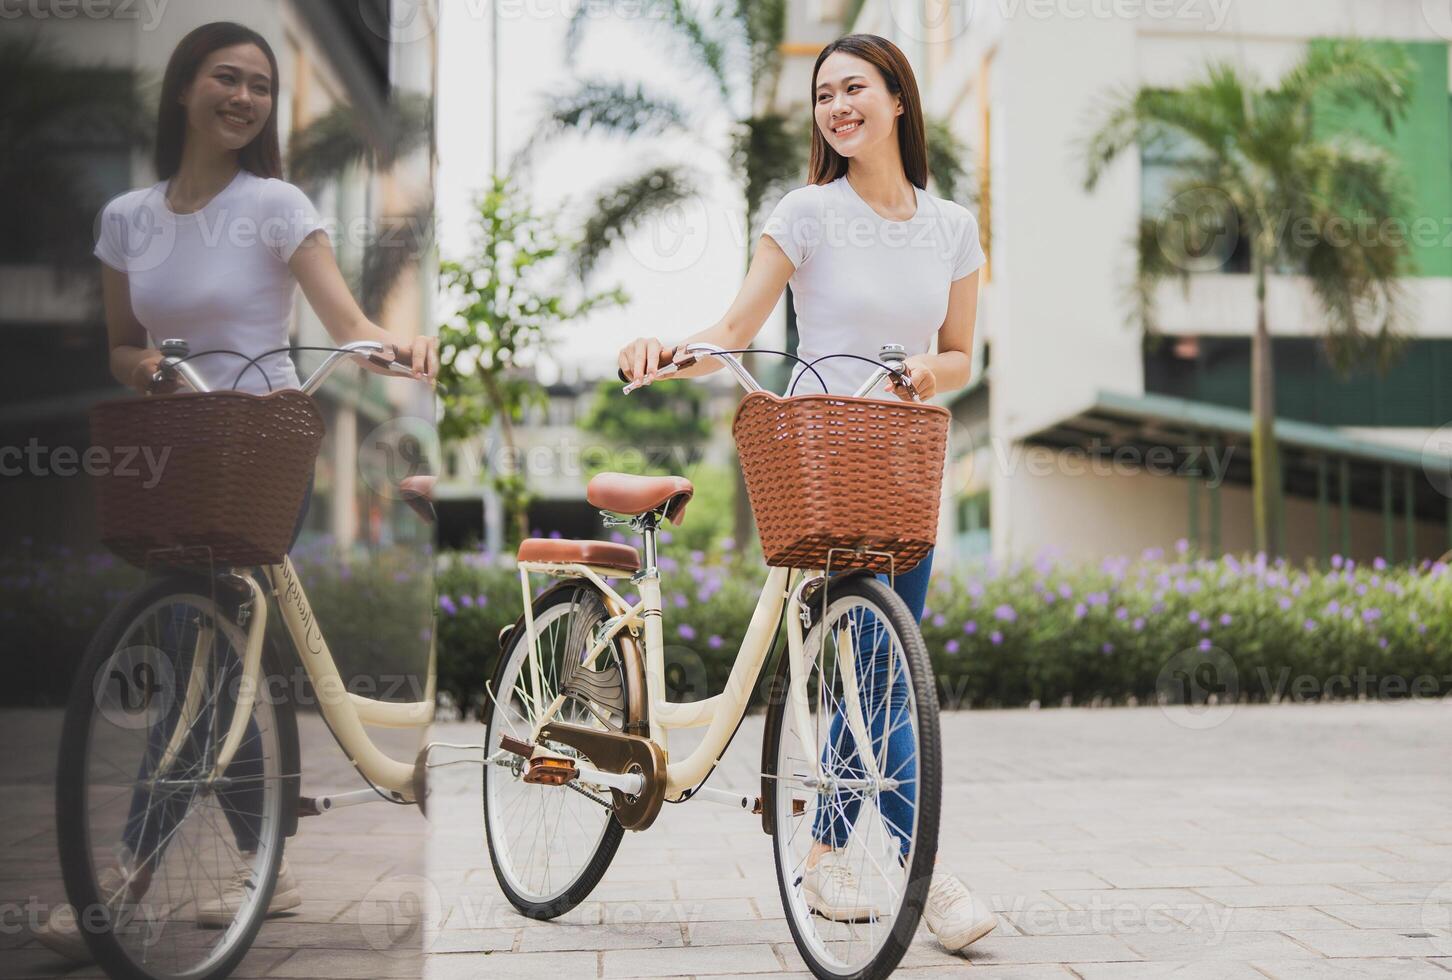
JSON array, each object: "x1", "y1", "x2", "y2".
[
  {"x1": 56, "y1": 574, "x2": 295, "y2": 980},
  {"x1": 764, "y1": 575, "x2": 942, "y2": 980}
]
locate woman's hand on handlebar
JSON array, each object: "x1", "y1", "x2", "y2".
[
  {"x1": 133, "y1": 350, "x2": 177, "y2": 395},
  {"x1": 617, "y1": 336, "x2": 678, "y2": 384},
  {"x1": 364, "y1": 336, "x2": 439, "y2": 386},
  {"x1": 888, "y1": 355, "x2": 936, "y2": 401}
]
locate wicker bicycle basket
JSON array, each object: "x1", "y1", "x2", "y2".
[
  {"x1": 731, "y1": 391, "x2": 950, "y2": 574},
  {"x1": 88, "y1": 389, "x2": 326, "y2": 568}
]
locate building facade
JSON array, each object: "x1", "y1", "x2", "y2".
[{"x1": 772, "y1": 0, "x2": 1452, "y2": 567}]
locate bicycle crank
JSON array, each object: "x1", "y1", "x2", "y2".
[{"x1": 499, "y1": 724, "x2": 666, "y2": 831}]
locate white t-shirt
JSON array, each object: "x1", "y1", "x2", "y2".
[
  {"x1": 761, "y1": 176, "x2": 985, "y2": 396},
  {"x1": 94, "y1": 169, "x2": 326, "y2": 394}
]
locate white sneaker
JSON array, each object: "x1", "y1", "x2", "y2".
[
  {"x1": 802, "y1": 853, "x2": 880, "y2": 922},
  {"x1": 196, "y1": 856, "x2": 301, "y2": 928},
  {"x1": 922, "y1": 873, "x2": 996, "y2": 950},
  {"x1": 35, "y1": 866, "x2": 136, "y2": 962}
]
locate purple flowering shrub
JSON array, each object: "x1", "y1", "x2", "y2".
[
  {"x1": 13, "y1": 539, "x2": 1449, "y2": 716},
  {"x1": 919, "y1": 550, "x2": 1452, "y2": 708}
]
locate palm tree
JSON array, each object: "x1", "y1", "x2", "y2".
[
  {"x1": 287, "y1": 92, "x2": 434, "y2": 317},
  {"x1": 1083, "y1": 40, "x2": 1415, "y2": 557},
  {"x1": 521, "y1": 4, "x2": 972, "y2": 545}
]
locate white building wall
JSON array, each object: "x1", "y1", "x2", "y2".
[{"x1": 992, "y1": 447, "x2": 1449, "y2": 565}]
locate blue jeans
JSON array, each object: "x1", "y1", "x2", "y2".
[
  {"x1": 123, "y1": 477, "x2": 312, "y2": 862},
  {"x1": 811, "y1": 549, "x2": 933, "y2": 860}
]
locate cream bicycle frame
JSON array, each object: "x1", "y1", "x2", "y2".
[
  {"x1": 518, "y1": 558, "x2": 885, "y2": 803},
  {"x1": 158, "y1": 557, "x2": 434, "y2": 801},
  {"x1": 150, "y1": 339, "x2": 435, "y2": 802}
]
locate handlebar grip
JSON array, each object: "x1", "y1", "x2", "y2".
[
  {"x1": 618, "y1": 346, "x2": 694, "y2": 386},
  {"x1": 366, "y1": 344, "x2": 414, "y2": 371}
]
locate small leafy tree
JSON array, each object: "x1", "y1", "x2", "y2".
[
  {"x1": 579, "y1": 377, "x2": 712, "y2": 448},
  {"x1": 438, "y1": 176, "x2": 627, "y2": 540}
]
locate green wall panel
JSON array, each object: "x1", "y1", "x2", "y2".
[{"x1": 1312, "y1": 39, "x2": 1452, "y2": 277}]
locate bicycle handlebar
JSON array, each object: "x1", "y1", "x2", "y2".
[
  {"x1": 151, "y1": 340, "x2": 419, "y2": 396},
  {"x1": 618, "y1": 343, "x2": 918, "y2": 401}
]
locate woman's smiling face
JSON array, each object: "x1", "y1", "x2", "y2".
[
  {"x1": 814, "y1": 51, "x2": 901, "y2": 158},
  {"x1": 179, "y1": 43, "x2": 273, "y2": 153}
]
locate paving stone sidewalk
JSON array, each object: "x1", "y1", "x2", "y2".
[
  {"x1": 0, "y1": 709, "x2": 428, "y2": 979},
  {"x1": 422, "y1": 701, "x2": 1452, "y2": 979},
  {"x1": 5, "y1": 701, "x2": 1451, "y2": 978}
]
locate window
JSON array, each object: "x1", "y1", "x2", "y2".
[
  {"x1": 1143, "y1": 336, "x2": 1450, "y2": 427},
  {"x1": 1140, "y1": 127, "x2": 1251, "y2": 275}
]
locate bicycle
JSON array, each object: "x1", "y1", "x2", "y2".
[
  {"x1": 481, "y1": 343, "x2": 945, "y2": 979},
  {"x1": 55, "y1": 339, "x2": 438, "y2": 980}
]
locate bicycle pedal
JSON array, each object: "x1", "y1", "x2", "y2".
[
  {"x1": 499, "y1": 734, "x2": 534, "y2": 759},
  {"x1": 523, "y1": 756, "x2": 578, "y2": 786},
  {"x1": 751, "y1": 797, "x2": 806, "y2": 816}
]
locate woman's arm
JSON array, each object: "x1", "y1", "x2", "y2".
[
  {"x1": 618, "y1": 233, "x2": 795, "y2": 382},
  {"x1": 289, "y1": 230, "x2": 438, "y2": 381},
  {"x1": 101, "y1": 265, "x2": 170, "y2": 394},
  {"x1": 890, "y1": 269, "x2": 980, "y2": 401}
]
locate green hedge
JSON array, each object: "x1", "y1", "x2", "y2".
[
  {"x1": 431, "y1": 542, "x2": 1452, "y2": 715},
  {"x1": 8, "y1": 538, "x2": 1448, "y2": 716}
]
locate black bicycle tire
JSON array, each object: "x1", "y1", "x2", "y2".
[
  {"x1": 56, "y1": 574, "x2": 294, "y2": 980},
  {"x1": 761, "y1": 575, "x2": 942, "y2": 980}
]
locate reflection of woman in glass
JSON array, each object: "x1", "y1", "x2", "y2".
[
  {"x1": 619, "y1": 34, "x2": 996, "y2": 952},
  {"x1": 38, "y1": 21, "x2": 436, "y2": 961}
]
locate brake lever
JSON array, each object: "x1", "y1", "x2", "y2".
[
  {"x1": 885, "y1": 368, "x2": 919, "y2": 401},
  {"x1": 618, "y1": 354, "x2": 697, "y2": 394}
]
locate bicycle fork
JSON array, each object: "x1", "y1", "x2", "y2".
[{"x1": 783, "y1": 575, "x2": 887, "y2": 792}]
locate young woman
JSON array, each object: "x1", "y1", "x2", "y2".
[
  {"x1": 618, "y1": 33, "x2": 996, "y2": 952},
  {"x1": 38, "y1": 21, "x2": 437, "y2": 960}
]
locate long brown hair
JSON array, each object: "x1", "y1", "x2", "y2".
[
  {"x1": 155, "y1": 22, "x2": 282, "y2": 181},
  {"x1": 807, "y1": 34, "x2": 927, "y2": 190}
]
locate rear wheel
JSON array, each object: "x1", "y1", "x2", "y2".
[
  {"x1": 482, "y1": 582, "x2": 635, "y2": 918},
  {"x1": 764, "y1": 575, "x2": 941, "y2": 980},
  {"x1": 57, "y1": 575, "x2": 294, "y2": 980}
]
